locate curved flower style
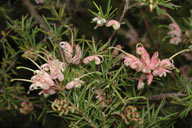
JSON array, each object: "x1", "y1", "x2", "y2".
[
  {"x1": 60, "y1": 41, "x2": 82, "y2": 65},
  {"x1": 106, "y1": 20, "x2": 120, "y2": 30},
  {"x1": 122, "y1": 44, "x2": 175, "y2": 90},
  {"x1": 168, "y1": 23, "x2": 182, "y2": 45},
  {"x1": 65, "y1": 78, "x2": 85, "y2": 90},
  {"x1": 83, "y1": 55, "x2": 103, "y2": 65}
]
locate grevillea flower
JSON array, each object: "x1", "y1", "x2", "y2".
[
  {"x1": 38, "y1": 86, "x2": 56, "y2": 97},
  {"x1": 30, "y1": 70, "x2": 55, "y2": 90},
  {"x1": 20, "y1": 101, "x2": 34, "y2": 115},
  {"x1": 60, "y1": 41, "x2": 82, "y2": 65},
  {"x1": 65, "y1": 78, "x2": 85, "y2": 89},
  {"x1": 152, "y1": 59, "x2": 174, "y2": 77},
  {"x1": 83, "y1": 55, "x2": 103, "y2": 65},
  {"x1": 122, "y1": 44, "x2": 175, "y2": 90},
  {"x1": 168, "y1": 23, "x2": 182, "y2": 45},
  {"x1": 124, "y1": 54, "x2": 143, "y2": 72},
  {"x1": 92, "y1": 16, "x2": 107, "y2": 29},
  {"x1": 105, "y1": 20, "x2": 121, "y2": 30},
  {"x1": 113, "y1": 45, "x2": 122, "y2": 56},
  {"x1": 35, "y1": 0, "x2": 44, "y2": 4},
  {"x1": 41, "y1": 59, "x2": 66, "y2": 81}
]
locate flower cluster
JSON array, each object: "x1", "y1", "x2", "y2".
[
  {"x1": 30, "y1": 58, "x2": 66, "y2": 97},
  {"x1": 51, "y1": 99, "x2": 75, "y2": 116},
  {"x1": 168, "y1": 23, "x2": 182, "y2": 45},
  {"x1": 35, "y1": 0, "x2": 44, "y2": 4},
  {"x1": 92, "y1": 16, "x2": 120, "y2": 30},
  {"x1": 120, "y1": 106, "x2": 143, "y2": 126},
  {"x1": 122, "y1": 44, "x2": 175, "y2": 90},
  {"x1": 60, "y1": 41, "x2": 82, "y2": 65},
  {"x1": 20, "y1": 101, "x2": 34, "y2": 115}
]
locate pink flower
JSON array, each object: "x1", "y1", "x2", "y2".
[
  {"x1": 122, "y1": 44, "x2": 175, "y2": 89},
  {"x1": 60, "y1": 41, "x2": 82, "y2": 65},
  {"x1": 113, "y1": 45, "x2": 122, "y2": 56},
  {"x1": 169, "y1": 37, "x2": 182, "y2": 45},
  {"x1": 153, "y1": 59, "x2": 174, "y2": 77},
  {"x1": 137, "y1": 73, "x2": 153, "y2": 90},
  {"x1": 168, "y1": 23, "x2": 182, "y2": 45},
  {"x1": 124, "y1": 54, "x2": 143, "y2": 72},
  {"x1": 30, "y1": 70, "x2": 54, "y2": 90},
  {"x1": 20, "y1": 101, "x2": 34, "y2": 115},
  {"x1": 41, "y1": 59, "x2": 66, "y2": 81},
  {"x1": 83, "y1": 55, "x2": 102, "y2": 65},
  {"x1": 38, "y1": 87, "x2": 56, "y2": 97},
  {"x1": 65, "y1": 78, "x2": 85, "y2": 89},
  {"x1": 71, "y1": 45, "x2": 82, "y2": 65},
  {"x1": 136, "y1": 45, "x2": 151, "y2": 73},
  {"x1": 106, "y1": 20, "x2": 120, "y2": 30},
  {"x1": 35, "y1": 0, "x2": 44, "y2": 4},
  {"x1": 149, "y1": 52, "x2": 160, "y2": 70}
]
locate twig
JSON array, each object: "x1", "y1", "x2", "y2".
[
  {"x1": 147, "y1": 92, "x2": 187, "y2": 100},
  {"x1": 63, "y1": 95, "x2": 97, "y2": 128},
  {"x1": 107, "y1": 0, "x2": 130, "y2": 43},
  {"x1": 23, "y1": 0, "x2": 49, "y2": 31},
  {"x1": 0, "y1": 56, "x2": 18, "y2": 82},
  {"x1": 139, "y1": 9, "x2": 160, "y2": 53}
]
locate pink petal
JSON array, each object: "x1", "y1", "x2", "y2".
[
  {"x1": 147, "y1": 74, "x2": 153, "y2": 85},
  {"x1": 137, "y1": 74, "x2": 146, "y2": 90},
  {"x1": 83, "y1": 55, "x2": 101, "y2": 65},
  {"x1": 170, "y1": 37, "x2": 181, "y2": 45},
  {"x1": 150, "y1": 52, "x2": 160, "y2": 70},
  {"x1": 60, "y1": 41, "x2": 73, "y2": 53},
  {"x1": 169, "y1": 23, "x2": 181, "y2": 34},
  {"x1": 83, "y1": 56, "x2": 95, "y2": 64},
  {"x1": 106, "y1": 20, "x2": 120, "y2": 30},
  {"x1": 168, "y1": 30, "x2": 181, "y2": 37},
  {"x1": 72, "y1": 44, "x2": 82, "y2": 65},
  {"x1": 113, "y1": 45, "x2": 122, "y2": 56},
  {"x1": 66, "y1": 81, "x2": 75, "y2": 89}
]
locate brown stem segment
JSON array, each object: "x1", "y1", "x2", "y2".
[
  {"x1": 23, "y1": 0, "x2": 49, "y2": 31},
  {"x1": 147, "y1": 93, "x2": 187, "y2": 100}
]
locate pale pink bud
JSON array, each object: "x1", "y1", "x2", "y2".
[
  {"x1": 170, "y1": 37, "x2": 181, "y2": 45},
  {"x1": 137, "y1": 74, "x2": 146, "y2": 90},
  {"x1": 124, "y1": 54, "x2": 143, "y2": 72},
  {"x1": 83, "y1": 55, "x2": 102, "y2": 65},
  {"x1": 60, "y1": 41, "x2": 73, "y2": 63},
  {"x1": 168, "y1": 30, "x2": 181, "y2": 37},
  {"x1": 65, "y1": 78, "x2": 85, "y2": 89},
  {"x1": 72, "y1": 45, "x2": 82, "y2": 65},
  {"x1": 150, "y1": 52, "x2": 160, "y2": 70},
  {"x1": 106, "y1": 20, "x2": 120, "y2": 30},
  {"x1": 38, "y1": 87, "x2": 56, "y2": 97},
  {"x1": 185, "y1": 30, "x2": 190, "y2": 38},
  {"x1": 147, "y1": 74, "x2": 153, "y2": 85},
  {"x1": 113, "y1": 45, "x2": 122, "y2": 56},
  {"x1": 169, "y1": 23, "x2": 181, "y2": 34}
]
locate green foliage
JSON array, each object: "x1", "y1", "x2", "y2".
[{"x1": 0, "y1": 0, "x2": 192, "y2": 127}]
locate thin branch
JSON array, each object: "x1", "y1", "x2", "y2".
[
  {"x1": 23, "y1": 0, "x2": 49, "y2": 31},
  {"x1": 147, "y1": 92, "x2": 187, "y2": 100},
  {"x1": 107, "y1": 0, "x2": 130, "y2": 43},
  {"x1": 139, "y1": 9, "x2": 160, "y2": 53}
]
